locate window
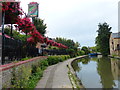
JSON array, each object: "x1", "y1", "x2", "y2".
[{"x1": 117, "y1": 44, "x2": 120, "y2": 50}]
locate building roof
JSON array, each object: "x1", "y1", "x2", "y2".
[{"x1": 111, "y1": 33, "x2": 120, "y2": 38}]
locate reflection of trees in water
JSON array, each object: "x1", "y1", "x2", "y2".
[
  {"x1": 71, "y1": 60, "x2": 81, "y2": 72},
  {"x1": 91, "y1": 56, "x2": 99, "y2": 62},
  {"x1": 72, "y1": 57, "x2": 90, "y2": 72},
  {"x1": 80, "y1": 57, "x2": 90, "y2": 65},
  {"x1": 97, "y1": 57, "x2": 115, "y2": 88}
]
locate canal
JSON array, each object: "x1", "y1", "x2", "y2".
[{"x1": 72, "y1": 55, "x2": 120, "y2": 88}]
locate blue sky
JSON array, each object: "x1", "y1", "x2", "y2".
[{"x1": 20, "y1": 0, "x2": 119, "y2": 47}]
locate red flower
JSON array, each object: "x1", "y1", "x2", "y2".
[{"x1": 27, "y1": 36, "x2": 35, "y2": 43}]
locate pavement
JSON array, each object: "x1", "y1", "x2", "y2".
[{"x1": 36, "y1": 56, "x2": 87, "y2": 89}]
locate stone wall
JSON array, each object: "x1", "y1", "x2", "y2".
[
  {"x1": 0, "y1": 56, "x2": 47, "y2": 89},
  {"x1": 110, "y1": 34, "x2": 120, "y2": 56}
]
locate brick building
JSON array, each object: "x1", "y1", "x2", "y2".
[{"x1": 109, "y1": 32, "x2": 120, "y2": 56}]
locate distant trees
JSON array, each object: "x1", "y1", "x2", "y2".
[
  {"x1": 33, "y1": 18, "x2": 47, "y2": 36},
  {"x1": 55, "y1": 37, "x2": 81, "y2": 57},
  {"x1": 90, "y1": 46, "x2": 98, "y2": 53},
  {"x1": 55, "y1": 37, "x2": 77, "y2": 49},
  {"x1": 95, "y1": 22, "x2": 112, "y2": 56},
  {"x1": 81, "y1": 46, "x2": 90, "y2": 54}
]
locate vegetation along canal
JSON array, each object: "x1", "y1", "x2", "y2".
[{"x1": 72, "y1": 55, "x2": 120, "y2": 88}]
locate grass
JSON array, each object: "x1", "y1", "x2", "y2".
[
  {"x1": 67, "y1": 65, "x2": 80, "y2": 89},
  {"x1": 10, "y1": 55, "x2": 70, "y2": 88}
]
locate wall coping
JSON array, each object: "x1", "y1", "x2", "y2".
[{"x1": 0, "y1": 56, "x2": 48, "y2": 72}]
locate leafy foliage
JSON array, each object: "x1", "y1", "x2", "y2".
[
  {"x1": 47, "y1": 55, "x2": 70, "y2": 65},
  {"x1": 10, "y1": 55, "x2": 70, "y2": 88},
  {"x1": 77, "y1": 50, "x2": 85, "y2": 55},
  {"x1": 55, "y1": 37, "x2": 81, "y2": 57},
  {"x1": 33, "y1": 17, "x2": 47, "y2": 36},
  {"x1": 4, "y1": 26, "x2": 29, "y2": 41},
  {"x1": 89, "y1": 46, "x2": 98, "y2": 53},
  {"x1": 81, "y1": 46, "x2": 90, "y2": 54},
  {"x1": 95, "y1": 22, "x2": 112, "y2": 56}
]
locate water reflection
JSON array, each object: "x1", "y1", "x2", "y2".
[
  {"x1": 72, "y1": 56, "x2": 120, "y2": 88},
  {"x1": 97, "y1": 57, "x2": 115, "y2": 88}
]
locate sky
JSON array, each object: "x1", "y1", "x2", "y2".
[{"x1": 20, "y1": 0, "x2": 119, "y2": 47}]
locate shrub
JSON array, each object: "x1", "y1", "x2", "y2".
[
  {"x1": 28, "y1": 67, "x2": 43, "y2": 88},
  {"x1": 21, "y1": 57, "x2": 32, "y2": 61},
  {"x1": 39, "y1": 59, "x2": 49, "y2": 70},
  {"x1": 78, "y1": 50, "x2": 85, "y2": 55},
  {"x1": 47, "y1": 55, "x2": 70, "y2": 65},
  {"x1": 67, "y1": 49, "x2": 75, "y2": 57},
  {"x1": 11, "y1": 66, "x2": 32, "y2": 88},
  {"x1": 10, "y1": 55, "x2": 70, "y2": 88}
]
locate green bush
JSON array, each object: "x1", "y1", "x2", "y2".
[
  {"x1": 39, "y1": 59, "x2": 49, "y2": 70},
  {"x1": 67, "y1": 49, "x2": 75, "y2": 57},
  {"x1": 10, "y1": 55, "x2": 70, "y2": 88},
  {"x1": 47, "y1": 55, "x2": 70, "y2": 65},
  {"x1": 78, "y1": 50, "x2": 85, "y2": 55},
  {"x1": 28, "y1": 67, "x2": 43, "y2": 88},
  {"x1": 21, "y1": 57, "x2": 32, "y2": 61},
  {"x1": 11, "y1": 66, "x2": 32, "y2": 88}
]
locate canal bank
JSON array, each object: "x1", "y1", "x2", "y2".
[
  {"x1": 108, "y1": 55, "x2": 120, "y2": 59},
  {"x1": 36, "y1": 55, "x2": 87, "y2": 89}
]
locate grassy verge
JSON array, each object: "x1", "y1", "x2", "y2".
[
  {"x1": 10, "y1": 55, "x2": 70, "y2": 88},
  {"x1": 67, "y1": 65, "x2": 80, "y2": 89},
  {"x1": 67, "y1": 64, "x2": 85, "y2": 89}
]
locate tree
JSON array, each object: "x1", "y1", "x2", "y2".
[
  {"x1": 55, "y1": 37, "x2": 80, "y2": 49},
  {"x1": 4, "y1": 26, "x2": 28, "y2": 41},
  {"x1": 81, "y1": 46, "x2": 90, "y2": 54},
  {"x1": 33, "y1": 17, "x2": 47, "y2": 36},
  {"x1": 90, "y1": 46, "x2": 98, "y2": 53},
  {"x1": 55, "y1": 37, "x2": 81, "y2": 57},
  {"x1": 95, "y1": 22, "x2": 112, "y2": 56}
]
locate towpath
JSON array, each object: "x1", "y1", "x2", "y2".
[{"x1": 36, "y1": 56, "x2": 86, "y2": 88}]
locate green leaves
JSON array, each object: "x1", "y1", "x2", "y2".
[
  {"x1": 81, "y1": 46, "x2": 90, "y2": 55},
  {"x1": 33, "y1": 18, "x2": 47, "y2": 36},
  {"x1": 47, "y1": 55, "x2": 70, "y2": 65},
  {"x1": 95, "y1": 22, "x2": 112, "y2": 56}
]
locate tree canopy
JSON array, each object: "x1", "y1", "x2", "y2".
[
  {"x1": 95, "y1": 22, "x2": 112, "y2": 56},
  {"x1": 33, "y1": 17, "x2": 47, "y2": 36},
  {"x1": 55, "y1": 37, "x2": 80, "y2": 49},
  {"x1": 54, "y1": 37, "x2": 81, "y2": 57},
  {"x1": 81, "y1": 46, "x2": 90, "y2": 54}
]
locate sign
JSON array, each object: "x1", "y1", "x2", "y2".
[{"x1": 28, "y1": 2, "x2": 39, "y2": 17}]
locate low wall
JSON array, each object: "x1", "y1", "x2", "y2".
[{"x1": 0, "y1": 56, "x2": 47, "y2": 89}]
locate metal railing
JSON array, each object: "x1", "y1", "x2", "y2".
[{"x1": 1, "y1": 35, "x2": 39, "y2": 64}]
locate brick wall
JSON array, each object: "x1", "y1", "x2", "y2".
[
  {"x1": 0, "y1": 56, "x2": 47, "y2": 88},
  {"x1": 110, "y1": 34, "x2": 120, "y2": 56}
]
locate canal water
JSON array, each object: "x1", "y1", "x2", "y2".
[{"x1": 72, "y1": 55, "x2": 120, "y2": 89}]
